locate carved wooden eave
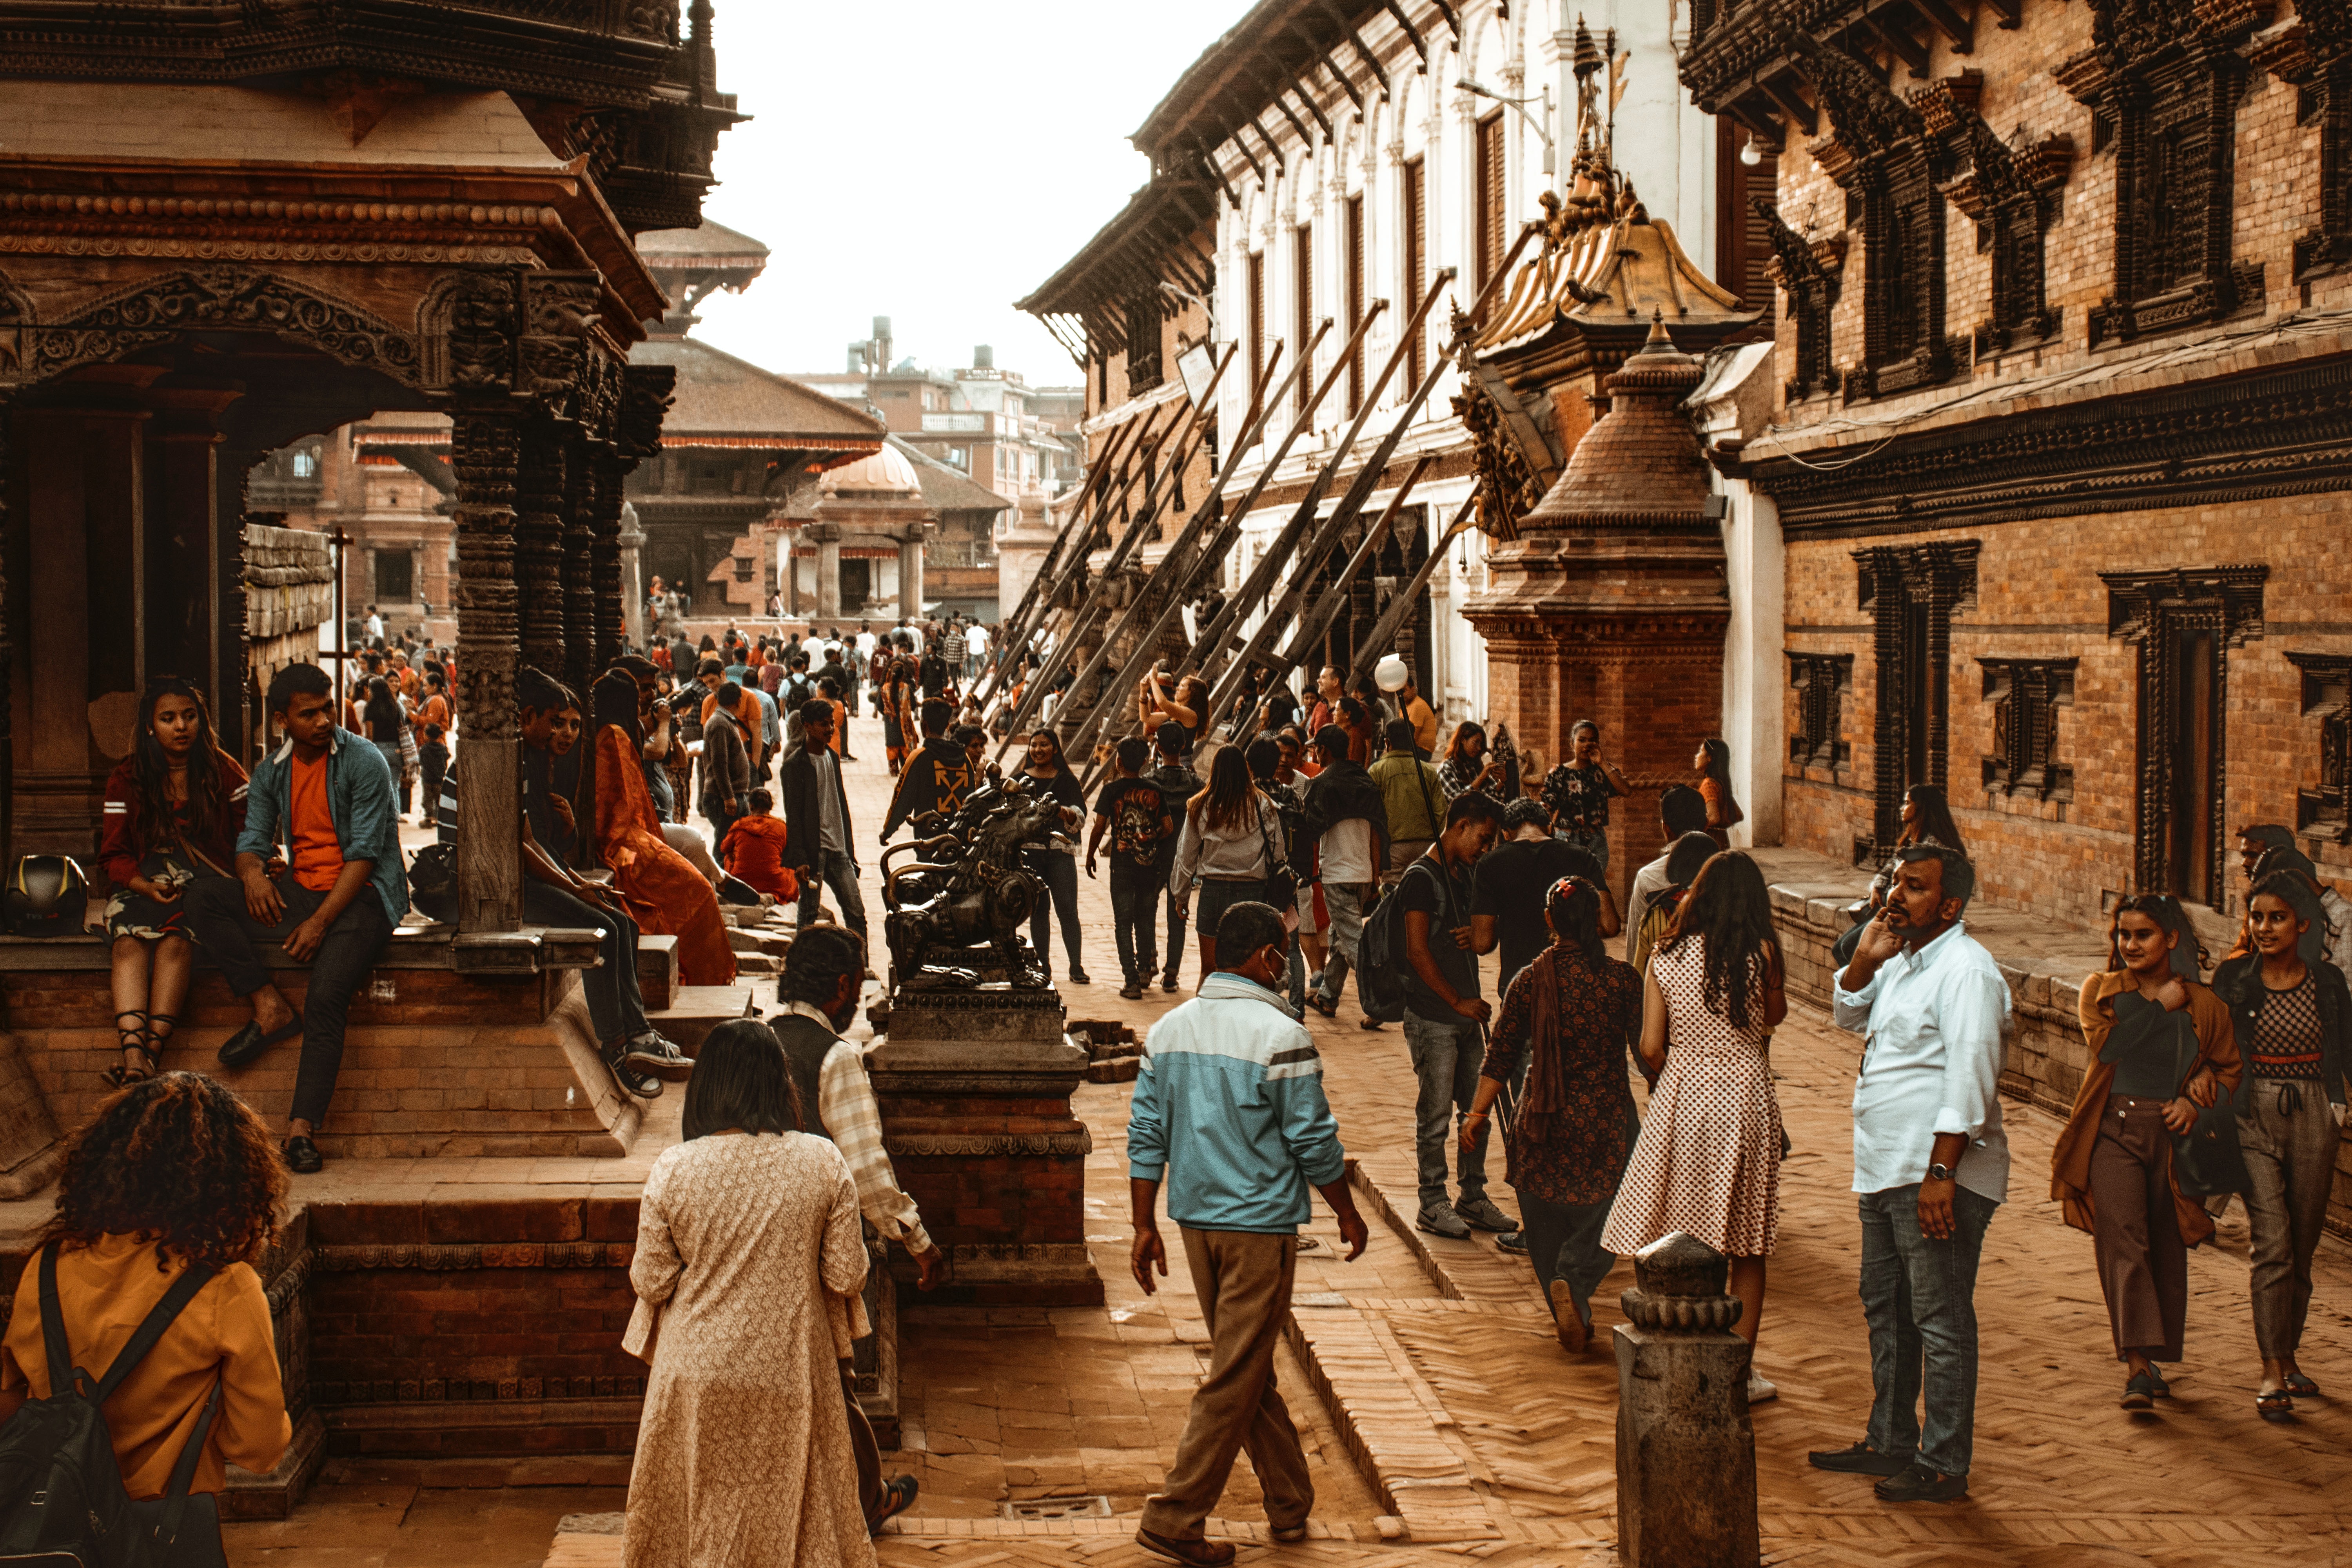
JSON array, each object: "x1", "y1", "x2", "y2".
[{"x1": 0, "y1": 155, "x2": 669, "y2": 343}]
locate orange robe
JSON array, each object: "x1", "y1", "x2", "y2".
[
  {"x1": 592, "y1": 725, "x2": 737, "y2": 987},
  {"x1": 721, "y1": 813, "x2": 799, "y2": 901}
]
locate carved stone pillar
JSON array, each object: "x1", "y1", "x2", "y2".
[
  {"x1": 1613, "y1": 1234, "x2": 1759, "y2": 1568},
  {"x1": 812, "y1": 523, "x2": 844, "y2": 621},
  {"x1": 450, "y1": 404, "x2": 525, "y2": 934},
  {"x1": 898, "y1": 529, "x2": 926, "y2": 619},
  {"x1": 513, "y1": 411, "x2": 568, "y2": 683},
  {"x1": 562, "y1": 424, "x2": 598, "y2": 698},
  {"x1": 619, "y1": 501, "x2": 648, "y2": 652}
]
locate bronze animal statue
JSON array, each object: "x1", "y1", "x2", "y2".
[{"x1": 883, "y1": 779, "x2": 1081, "y2": 991}]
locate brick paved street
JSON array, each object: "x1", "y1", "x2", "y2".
[{"x1": 224, "y1": 727, "x2": 2352, "y2": 1566}]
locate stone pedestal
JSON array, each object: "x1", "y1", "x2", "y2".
[
  {"x1": 1612, "y1": 1233, "x2": 1759, "y2": 1568},
  {"x1": 867, "y1": 987, "x2": 1101, "y2": 1306}
]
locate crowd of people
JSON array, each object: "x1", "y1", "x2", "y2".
[{"x1": 22, "y1": 592, "x2": 2348, "y2": 1568}]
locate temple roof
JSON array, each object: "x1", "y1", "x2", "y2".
[
  {"x1": 629, "y1": 337, "x2": 885, "y2": 456},
  {"x1": 637, "y1": 219, "x2": 771, "y2": 268},
  {"x1": 780, "y1": 437, "x2": 1012, "y2": 519}
]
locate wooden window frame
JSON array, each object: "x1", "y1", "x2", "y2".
[
  {"x1": 1293, "y1": 221, "x2": 1314, "y2": 417},
  {"x1": 2288, "y1": 652, "x2": 2352, "y2": 844},
  {"x1": 1474, "y1": 111, "x2": 1506, "y2": 294},
  {"x1": 1788, "y1": 652, "x2": 1853, "y2": 771},
  {"x1": 1403, "y1": 156, "x2": 1427, "y2": 392},
  {"x1": 1852, "y1": 541, "x2": 1979, "y2": 865},
  {"x1": 1345, "y1": 194, "x2": 1366, "y2": 417},
  {"x1": 1978, "y1": 657, "x2": 2078, "y2": 802},
  {"x1": 1248, "y1": 250, "x2": 1267, "y2": 397}
]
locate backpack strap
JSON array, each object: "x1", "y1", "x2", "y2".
[
  {"x1": 146, "y1": 1376, "x2": 223, "y2": 1553},
  {"x1": 36, "y1": 1241, "x2": 75, "y2": 1396},
  {"x1": 92, "y1": 1260, "x2": 220, "y2": 1406}
]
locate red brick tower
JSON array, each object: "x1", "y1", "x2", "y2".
[{"x1": 1464, "y1": 315, "x2": 1728, "y2": 890}]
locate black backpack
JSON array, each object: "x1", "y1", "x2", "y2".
[{"x1": 0, "y1": 1243, "x2": 226, "y2": 1567}]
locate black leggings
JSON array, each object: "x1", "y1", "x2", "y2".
[{"x1": 1025, "y1": 849, "x2": 1083, "y2": 975}]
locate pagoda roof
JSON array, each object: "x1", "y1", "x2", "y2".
[{"x1": 629, "y1": 336, "x2": 885, "y2": 457}]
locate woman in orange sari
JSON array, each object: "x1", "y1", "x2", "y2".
[{"x1": 584, "y1": 670, "x2": 737, "y2": 987}]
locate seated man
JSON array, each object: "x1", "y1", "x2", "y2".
[
  {"x1": 721, "y1": 788, "x2": 798, "y2": 902},
  {"x1": 190, "y1": 662, "x2": 408, "y2": 1175},
  {"x1": 436, "y1": 668, "x2": 693, "y2": 1099}
]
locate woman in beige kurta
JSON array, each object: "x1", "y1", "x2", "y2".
[{"x1": 623, "y1": 1127, "x2": 874, "y2": 1568}]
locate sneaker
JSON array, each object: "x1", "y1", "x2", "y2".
[
  {"x1": 606, "y1": 1051, "x2": 664, "y2": 1100},
  {"x1": 1748, "y1": 1374, "x2": 1779, "y2": 1405},
  {"x1": 1873, "y1": 1462, "x2": 1968, "y2": 1504},
  {"x1": 1120, "y1": 984, "x2": 1143, "y2": 1001},
  {"x1": 1808, "y1": 1440, "x2": 1911, "y2": 1477},
  {"x1": 1455, "y1": 1196, "x2": 1518, "y2": 1233},
  {"x1": 2120, "y1": 1370, "x2": 2160, "y2": 1410},
  {"x1": 1493, "y1": 1229, "x2": 1530, "y2": 1256},
  {"x1": 1416, "y1": 1204, "x2": 1471, "y2": 1240},
  {"x1": 1160, "y1": 972, "x2": 1180, "y2": 994},
  {"x1": 622, "y1": 1032, "x2": 695, "y2": 1082}
]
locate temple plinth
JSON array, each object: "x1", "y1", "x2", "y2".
[{"x1": 1463, "y1": 317, "x2": 1729, "y2": 884}]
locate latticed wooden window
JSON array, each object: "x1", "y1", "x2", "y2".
[
  {"x1": 2288, "y1": 652, "x2": 2352, "y2": 842},
  {"x1": 1403, "y1": 157, "x2": 1428, "y2": 388},
  {"x1": 1248, "y1": 250, "x2": 1266, "y2": 393},
  {"x1": 1978, "y1": 657, "x2": 2077, "y2": 802},
  {"x1": 1475, "y1": 113, "x2": 1506, "y2": 292},
  {"x1": 1788, "y1": 653, "x2": 1852, "y2": 770}
]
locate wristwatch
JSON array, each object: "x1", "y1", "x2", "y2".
[{"x1": 1926, "y1": 1162, "x2": 1955, "y2": 1183}]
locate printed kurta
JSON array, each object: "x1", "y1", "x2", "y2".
[{"x1": 624, "y1": 1132, "x2": 873, "y2": 1568}]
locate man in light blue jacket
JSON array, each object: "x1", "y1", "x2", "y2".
[{"x1": 1127, "y1": 900, "x2": 1368, "y2": 1567}]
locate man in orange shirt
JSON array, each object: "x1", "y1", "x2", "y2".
[{"x1": 184, "y1": 662, "x2": 407, "y2": 1175}]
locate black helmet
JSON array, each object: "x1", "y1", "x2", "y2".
[{"x1": 2, "y1": 855, "x2": 89, "y2": 937}]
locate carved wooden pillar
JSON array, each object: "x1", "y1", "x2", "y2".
[
  {"x1": 588, "y1": 446, "x2": 626, "y2": 670},
  {"x1": 450, "y1": 403, "x2": 525, "y2": 934},
  {"x1": 561, "y1": 423, "x2": 598, "y2": 698},
  {"x1": 513, "y1": 411, "x2": 567, "y2": 684},
  {"x1": 0, "y1": 395, "x2": 12, "y2": 863}
]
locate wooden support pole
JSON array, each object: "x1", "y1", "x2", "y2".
[{"x1": 450, "y1": 401, "x2": 525, "y2": 935}]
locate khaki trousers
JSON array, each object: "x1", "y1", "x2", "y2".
[{"x1": 1141, "y1": 1229, "x2": 1314, "y2": 1541}]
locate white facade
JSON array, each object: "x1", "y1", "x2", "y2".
[{"x1": 1201, "y1": 0, "x2": 1720, "y2": 734}]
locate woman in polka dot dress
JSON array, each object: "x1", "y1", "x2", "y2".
[{"x1": 1602, "y1": 848, "x2": 1786, "y2": 1399}]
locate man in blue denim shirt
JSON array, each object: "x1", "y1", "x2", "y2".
[
  {"x1": 1813, "y1": 841, "x2": 2011, "y2": 1504},
  {"x1": 186, "y1": 662, "x2": 407, "y2": 1175}
]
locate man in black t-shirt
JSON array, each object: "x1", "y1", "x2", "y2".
[
  {"x1": 1147, "y1": 722, "x2": 1205, "y2": 993},
  {"x1": 1472, "y1": 798, "x2": 1614, "y2": 995},
  {"x1": 1087, "y1": 736, "x2": 1176, "y2": 998},
  {"x1": 1397, "y1": 791, "x2": 1513, "y2": 1241}
]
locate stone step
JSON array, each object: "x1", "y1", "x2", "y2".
[
  {"x1": 634, "y1": 934, "x2": 679, "y2": 1012},
  {"x1": 645, "y1": 985, "x2": 760, "y2": 1054}
]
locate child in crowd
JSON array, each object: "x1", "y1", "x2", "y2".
[{"x1": 719, "y1": 788, "x2": 798, "y2": 902}]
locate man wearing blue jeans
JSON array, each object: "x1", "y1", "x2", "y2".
[
  {"x1": 1818, "y1": 841, "x2": 2010, "y2": 1504},
  {"x1": 1396, "y1": 792, "x2": 1514, "y2": 1241}
]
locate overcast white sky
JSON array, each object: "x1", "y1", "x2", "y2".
[{"x1": 688, "y1": 0, "x2": 1253, "y2": 392}]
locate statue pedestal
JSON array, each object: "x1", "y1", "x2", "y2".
[{"x1": 868, "y1": 988, "x2": 1102, "y2": 1306}]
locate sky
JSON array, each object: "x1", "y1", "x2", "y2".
[{"x1": 688, "y1": 0, "x2": 1255, "y2": 392}]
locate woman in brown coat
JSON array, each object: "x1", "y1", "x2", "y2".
[{"x1": 2053, "y1": 894, "x2": 2241, "y2": 1409}]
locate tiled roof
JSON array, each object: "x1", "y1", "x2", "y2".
[{"x1": 630, "y1": 336, "x2": 886, "y2": 451}]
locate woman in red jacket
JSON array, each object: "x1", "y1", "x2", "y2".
[{"x1": 98, "y1": 680, "x2": 249, "y2": 1087}]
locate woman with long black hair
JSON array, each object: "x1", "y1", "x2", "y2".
[
  {"x1": 1462, "y1": 875, "x2": 1643, "y2": 1353},
  {"x1": 2213, "y1": 871, "x2": 2349, "y2": 1422},
  {"x1": 1437, "y1": 721, "x2": 1507, "y2": 805},
  {"x1": 2053, "y1": 895, "x2": 2239, "y2": 1408},
  {"x1": 1604, "y1": 849, "x2": 1786, "y2": 1399},
  {"x1": 1015, "y1": 728, "x2": 1089, "y2": 985},
  {"x1": 359, "y1": 675, "x2": 411, "y2": 815},
  {"x1": 1170, "y1": 744, "x2": 1288, "y2": 987},
  {"x1": 1691, "y1": 737, "x2": 1744, "y2": 848},
  {"x1": 96, "y1": 680, "x2": 250, "y2": 1087}
]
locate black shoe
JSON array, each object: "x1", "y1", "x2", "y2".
[
  {"x1": 218, "y1": 1013, "x2": 303, "y2": 1069},
  {"x1": 1120, "y1": 985, "x2": 1143, "y2": 1000},
  {"x1": 282, "y1": 1134, "x2": 323, "y2": 1175},
  {"x1": 1068, "y1": 967, "x2": 1091, "y2": 985},
  {"x1": 1493, "y1": 1230, "x2": 1530, "y2": 1256},
  {"x1": 608, "y1": 1053, "x2": 664, "y2": 1100},
  {"x1": 622, "y1": 1033, "x2": 695, "y2": 1082},
  {"x1": 2121, "y1": 1371, "x2": 2160, "y2": 1410},
  {"x1": 1808, "y1": 1441, "x2": 1912, "y2": 1477},
  {"x1": 1874, "y1": 1462, "x2": 1968, "y2": 1503},
  {"x1": 1160, "y1": 973, "x2": 1179, "y2": 994}
]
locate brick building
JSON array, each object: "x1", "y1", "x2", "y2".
[{"x1": 1681, "y1": 0, "x2": 2352, "y2": 934}]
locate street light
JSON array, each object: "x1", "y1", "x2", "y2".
[{"x1": 1457, "y1": 78, "x2": 1555, "y2": 189}]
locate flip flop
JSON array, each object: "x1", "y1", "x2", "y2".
[
  {"x1": 2256, "y1": 1389, "x2": 2295, "y2": 1423},
  {"x1": 2283, "y1": 1372, "x2": 2321, "y2": 1399},
  {"x1": 866, "y1": 1474, "x2": 918, "y2": 1535}
]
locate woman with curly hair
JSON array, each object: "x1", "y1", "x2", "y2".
[
  {"x1": 0, "y1": 1074, "x2": 292, "y2": 1535},
  {"x1": 98, "y1": 680, "x2": 250, "y2": 1087},
  {"x1": 1604, "y1": 849, "x2": 1786, "y2": 1401}
]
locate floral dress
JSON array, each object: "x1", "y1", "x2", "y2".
[{"x1": 1483, "y1": 944, "x2": 1645, "y2": 1205}]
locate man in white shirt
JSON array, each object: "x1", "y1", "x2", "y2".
[
  {"x1": 965, "y1": 619, "x2": 990, "y2": 682},
  {"x1": 1817, "y1": 842, "x2": 2010, "y2": 1505}
]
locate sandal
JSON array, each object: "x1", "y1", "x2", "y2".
[
  {"x1": 102, "y1": 1011, "x2": 158, "y2": 1089},
  {"x1": 865, "y1": 1474, "x2": 918, "y2": 1535},
  {"x1": 2256, "y1": 1389, "x2": 2295, "y2": 1423},
  {"x1": 1307, "y1": 993, "x2": 1339, "y2": 1020},
  {"x1": 2283, "y1": 1372, "x2": 2321, "y2": 1399}
]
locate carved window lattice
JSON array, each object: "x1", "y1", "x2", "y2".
[
  {"x1": 2287, "y1": 652, "x2": 2352, "y2": 844},
  {"x1": 1753, "y1": 197, "x2": 1840, "y2": 399},
  {"x1": 1126, "y1": 284, "x2": 1164, "y2": 392},
  {"x1": 1978, "y1": 657, "x2": 2077, "y2": 802},
  {"x1": 2061, "y1": 0, "x2": 2265, "y2": 347},
  {"x1": 1925, "y1": 81, "x2": 2072, "y2": 356},
  {"x1": 1789, "y1": 653, "x2": 1853, "y2": 770},
  {"x1": 1853, "y1": 540, "x2": 1979, "y2": 865},
  {"x1": 2249, "y1": 5, "x2": 2352, "y2": 279},
  {"x1": 1787, "y1": 33, "x2": 1953, "y2": 401},
  {"x1": 2102, "y1": 564, "x2": 2267, "y2": 907}
]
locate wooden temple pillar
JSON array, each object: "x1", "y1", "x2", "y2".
[
  {"x1": 514, "y1": 410, "x2": 569, "y2": 688},
  {"x1": 449, "y1": 399, "x2": 526, "y2": 934},
  {"x1": 561, "y1": 421, "x2": 598, "y2": 699}
]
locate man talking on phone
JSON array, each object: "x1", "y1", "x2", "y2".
[{"x1": 1812, "y1": 840, "x2": 2010, "y2": 1504}]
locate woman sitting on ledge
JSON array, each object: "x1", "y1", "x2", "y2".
[
  {"x1": 583, "y1": 669, "x2": 738, "y2": 988},
  {"x1": 0, "y1": 1073, "x2": 293, "y2": 1553},
  {"x1": 98, "y1": 679, "x2": 249, "y2": 1087}
]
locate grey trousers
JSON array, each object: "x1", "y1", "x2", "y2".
[
  {"x1": 1315, "y1": 882, "x2": 1370, "y2": 1006},
  {"x1": 2240, "y1": 1078, "x2": 2345, "y2": 1359}
]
